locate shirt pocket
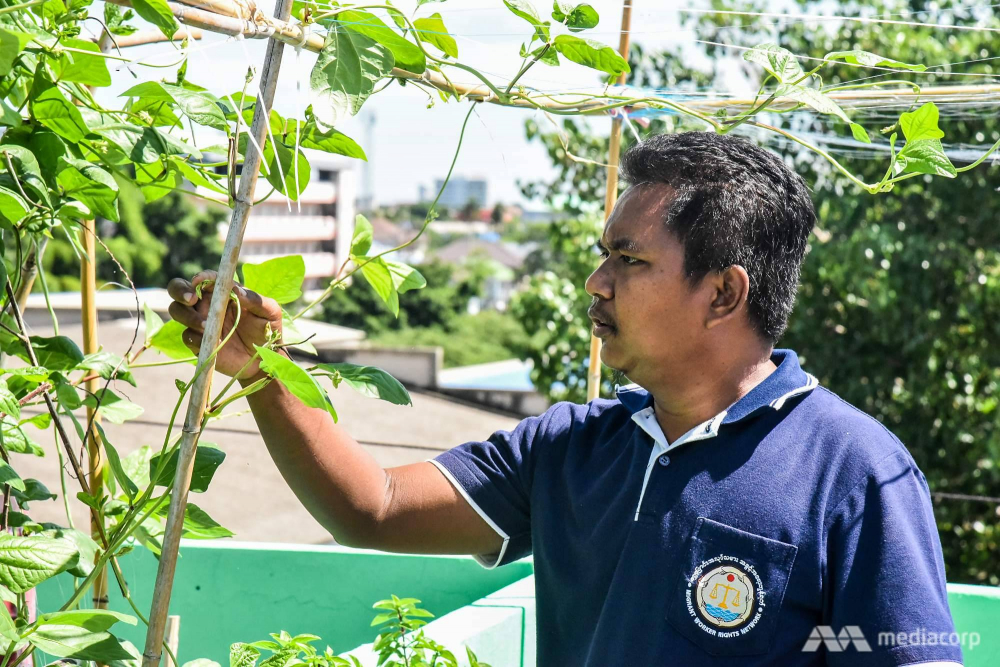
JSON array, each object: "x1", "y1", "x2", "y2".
[{"x1": 665, "y1": 516, "x2": 798, "y2": 657}]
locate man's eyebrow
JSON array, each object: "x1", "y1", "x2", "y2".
[{"x1": 599, "y1": 237, "x2": 641, "y2": 253}]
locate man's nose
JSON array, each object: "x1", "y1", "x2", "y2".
[{"x1": 585, "y1": 262, "x2": 613, "y2": 301}]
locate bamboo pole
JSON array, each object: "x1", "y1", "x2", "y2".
[
  {"x1": 163, "y1": 616, "x2": 180, "y2": 667},
  {"x1": 83, "y1": 31, "x2": 114, "y2": 633},
  {"x1": 139, "y1": 0, "x2": 294, "y2": 664},
  {"x1": 81, "y1": 217, "x2": 108, "y2": 616},
  {"x1": 89, "y1": 28, "x2": 204, "y2": 48},
  {"x1": 587, "y1": 1, "x2": 633, "y2": 403},
  {"x1": 102, "y1": 0, "x2": 1000, "y2": 116}
]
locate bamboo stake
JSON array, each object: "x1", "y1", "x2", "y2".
[
  {"x1": 587, "y1": 1, "x2": 633, "y2": 403},
  {"x1": 139, "y1": 0, "x2": 294, "y2": 664},
  {"x1": 81, "y1": 217, "x2": 108, "y2": 617},
  {"x1": 90, "y1": 29, "x2": 204, "y2": 48},
  {"x1": 163, "y1": 616, "x2": 180, "y2": 667},
  {"x1": 83, "y1": 32, "x2": 114, "y2": 634},
  {"x1": 102, "y1": 0, "x2": 1000, "y2": 116}
]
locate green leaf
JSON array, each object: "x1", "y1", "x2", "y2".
[
  {"x1": 32, "y1": 80, "x2": 90, "y2": 143},
  {"x1": 900, "y1": 102, "x2": 945, "y2": 141},
  {"x1": 279, "y1": 313, "x2": 317, "y2": 356},
  {"x1": 824, "y1": 50, "x2": 927, "y2": 72},
  {"x1": 351, "y1": 214, "x2": 373, "y2": 256},
  {"x1": 0, "y1": 29, "x2": 34, "y2": 77},
  {"x1": 36, "y1": 526, "x2": 99, "y2": 578},
  {"x1": 92, "y1": 123, "x2": 167, "y2": 164},
  {"x1": 54, "y1": 38, "x2": 111, "y2": 87},
  {"x1": 0, "y1": 144, "x2": 49, "y2": 205},
  {"x1": 131, "y1": 0, "x2": 179, "y2": 40},
  {"x1": 38, "y1": 609, "x2": 136, "y2": 631},
  {"x1": 149, "y1": 443, "x2": 226, "y2": 493},
  {"x1": 896, "y1": 138, "x2": 957, "y2": 178},
  {"x1": 11, "y1": 479, "x2": 56, "y2": 509},
  {"x1": 310, "y1": 29, "x2": 394, "y2": 129},
  {"x1": 357, "y1": 256, "x2": 398, "y2": 316},
  {"x1": 413, "y1": 13, "x2": 457, "y2": 58},
  {"x1": 552, "y1": 2, "x2": 598, "y2": 31},
  {"x1": 0, "y1": 461, "x2": 24, "y2": 492},
  {"x1": 144, "y1": 302, "x2": 164, "y2": 346},
  {"x1": 316, "y1": 363, "x2": 411, "y2": 406},
  {"x1": 57, "y1": 157, "x2": 120, "y2": 222},
  {"x1": 150, "y1": 320, "x2": 196, "y2": 362},
  {"x1": 29, "y1": 334, "x2": 85, "y2": 370},
  {"x1": 129, "y1": 96, "x2": 182, "y2": 128},
  {"x1": 255, "y1": 346, "x2": 338, "y2": 421},
  {"x1": 96, "y1": 424, "x2": 138, "y2": 500},
  {"x1": 230, "y1": 643, "x2": 261, "y2": 667},
  {"x1": 850, "y1": 123, "x2": 871, "y2": 144},
  {"x1": 19, "y1": 412, "x2": 52, "y2": 430},
  {"x1": 154, "y1": 502, "x2": 233, "y2": 539},
  {"x1": 553, "y1": 35, "x2": 629, "y2": 77},
  {"x1": 242, "y1": 255, "x2": 305, "y2": 305},
  {"x1": 0, "y1": 186, "x2": 28, "y2": 227},
  {"x1": 504, "y1": 0, "x2": 550, "y2": 42},
  {"x1": 261, "y1": 140, "x2": 310, "y2": 200},
  {"x1": 3, "y1": 366, "x2": 50, "y2": 383},
  {"x1": 0, "y1": 98, "x2": 21, "y2": 128},
  {"x1": 1, "y1": 417, "x2": 43, "y2": 456},
  {"x1": 0, "y1": 533, "x2": 78, "y2": 593},
  {"x1": 77, "y1": 351, "x2": 136, "y2": 386},
  {"x1": 161, "y1": 83, "x2": 228, "y2": 131},
  {"x1": 385, "y1": 259, "x2": 426, "y2": 294},
  {"x1": 27, "y1": 625, "x2": 135, "y2": 661},
  {"x1": 122, "y1": 445, "x2": 154, "y2": 490},
  {"x1": 742, "y1": 42, "x2": 804, "y2": 84},
  {"x1": 289, "y1": 119, "x2": 366, "y2": 159},
  {"x1": 336, "y1": 9, "x2": 425, "y2": 74},
  {"x1": 774, "y1": 83, "x2": 851, "y2": 125},
  {"x1": 82, "y1": 389, "x2": 144, "y2": 424},
  {"x1": 0, "y1": 378, "x2": 19, "y2": 421}
]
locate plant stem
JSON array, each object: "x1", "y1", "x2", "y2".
[
  {"x1": 0, "y1": 0, "x2": 43, "y2": 16},
  {"x1": 292, "y1": 103, "x2": 478, "y2": 321},
  {"x1": 505, "y1": 43, "x2": 550, "y2": 94}
]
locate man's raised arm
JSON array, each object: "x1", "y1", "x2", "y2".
[{"x1": 166, "y1": 271, "x2": 504, "y2": 557}]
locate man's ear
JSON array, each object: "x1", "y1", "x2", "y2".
[{"x1": 705, "y1": 265, "x2": 751, "y2": 330}]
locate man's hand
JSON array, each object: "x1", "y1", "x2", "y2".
[{"x1": 167, "y1": 270, "x2": 285, "y2": 382}]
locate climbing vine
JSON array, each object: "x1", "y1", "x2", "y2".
[{"x1": 0, "y1": 0, "x2": 999, "y2": 662}]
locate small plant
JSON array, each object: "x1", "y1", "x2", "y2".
[{"x1": 231, "y1": 596, "x2": 490, "y2": 667}]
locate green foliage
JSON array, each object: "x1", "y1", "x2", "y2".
[
  {"x1": 243, "y1": 255, "x2": 306, "y2": 305},
  {"x1": 233, "y1": 597, "x2": 490, "y2": 667},
  {"x1": 313, "y1": 363, "x2": 411, "y2": 407}
]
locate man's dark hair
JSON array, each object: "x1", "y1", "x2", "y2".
[{"x1": 619, "y1": 131, "x2": 816, "y2": 343}]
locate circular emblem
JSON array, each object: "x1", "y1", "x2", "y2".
[{"x1": 694, "y1": 564, "x2": 756, "y2": 629}]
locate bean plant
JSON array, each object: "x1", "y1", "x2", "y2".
[
  {"x1": 0, "y1": 0, "x2": 998, "y2": 662},
  {"x1": 231, "y1": 596, "x2": 490, "y2": 667}
]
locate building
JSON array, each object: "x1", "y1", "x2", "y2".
[
  {"x1": 208, "y1": 150, "x2": 357, "y2": 294},
  {"x1": 420, "y1": 176, "x2": 488, "y2": 210}
]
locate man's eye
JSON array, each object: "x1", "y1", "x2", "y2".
[
  {"x1": 622, "y1": 255, "x2": 641, "y2": 265},
  {"x1": 597, "y1": 248, "x2": 609, "y2": 259}
]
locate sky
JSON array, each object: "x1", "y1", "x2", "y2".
[{"x1": 90, "y1": 1, "x2": 754, "y2": 208}]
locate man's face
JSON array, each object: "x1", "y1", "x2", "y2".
[{"x1": 585, "y1": 184, "x2": 710, "y2": 384}]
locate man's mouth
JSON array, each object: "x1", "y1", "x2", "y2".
[{"x1": 588, "y1": 306, "x2": 616, "y2": 337}]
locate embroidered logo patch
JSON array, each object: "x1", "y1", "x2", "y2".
[{"x1": 684, "y1": 554, "x2": 765, "y2": 638}]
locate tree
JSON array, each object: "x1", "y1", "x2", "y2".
[{"x1": 517, "y1": 0, "x2": 1000, "y2": 584}]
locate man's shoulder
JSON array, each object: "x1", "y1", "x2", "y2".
[{"x1": 799, "y1": 385, "x2": 924, "y2": 501}]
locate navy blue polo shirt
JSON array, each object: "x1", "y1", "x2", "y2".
[{"x1": 430, "y1": 349, "x2": 963, "y2": 666}]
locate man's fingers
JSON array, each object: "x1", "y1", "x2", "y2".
[
  {"x1": 233, "y1": 284, "x2": 283, "y2": 320},
  {"x1": 167, "y1": 278, "x2": 196, "y2": 306},
  {"x1": 182, "y1": 327, "x2": 203, "y2": 354},
  {"x1": 168, "y1": 301, "x2": 205, "y2": 333},
  {"x1": 191, "y1": 270, "x2": 218, "y2": 290}
]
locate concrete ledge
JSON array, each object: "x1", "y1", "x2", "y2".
[{"x1": 346, "y1": 575, "x2": 536, "y2": 667}]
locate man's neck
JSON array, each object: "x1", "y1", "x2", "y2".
[{"x1": 648, "y1": 348, "x2": 777, "y2": 445}]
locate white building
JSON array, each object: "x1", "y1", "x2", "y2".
[{"x1": 207, "y1": 150, "x2": 357, "y2": 295}]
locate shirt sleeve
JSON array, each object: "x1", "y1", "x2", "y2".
[
  {"x1": 430, "y1": 401, "x2": 576, "y2": 569},
  {"x1": 824, "y1": 450, "x2": 964, "y2": 666}
]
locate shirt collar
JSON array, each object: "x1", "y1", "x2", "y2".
[{"x1": 615, "y1": 348, "x2": 818, "y2": 447}]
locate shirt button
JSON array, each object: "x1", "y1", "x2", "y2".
[{"x1": 658, "y1": 454, "x2": 671, "y2": 467}]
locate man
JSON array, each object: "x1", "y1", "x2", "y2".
[{"x1": 168, "y1": 132, "x2": 962, "y2": 666}]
